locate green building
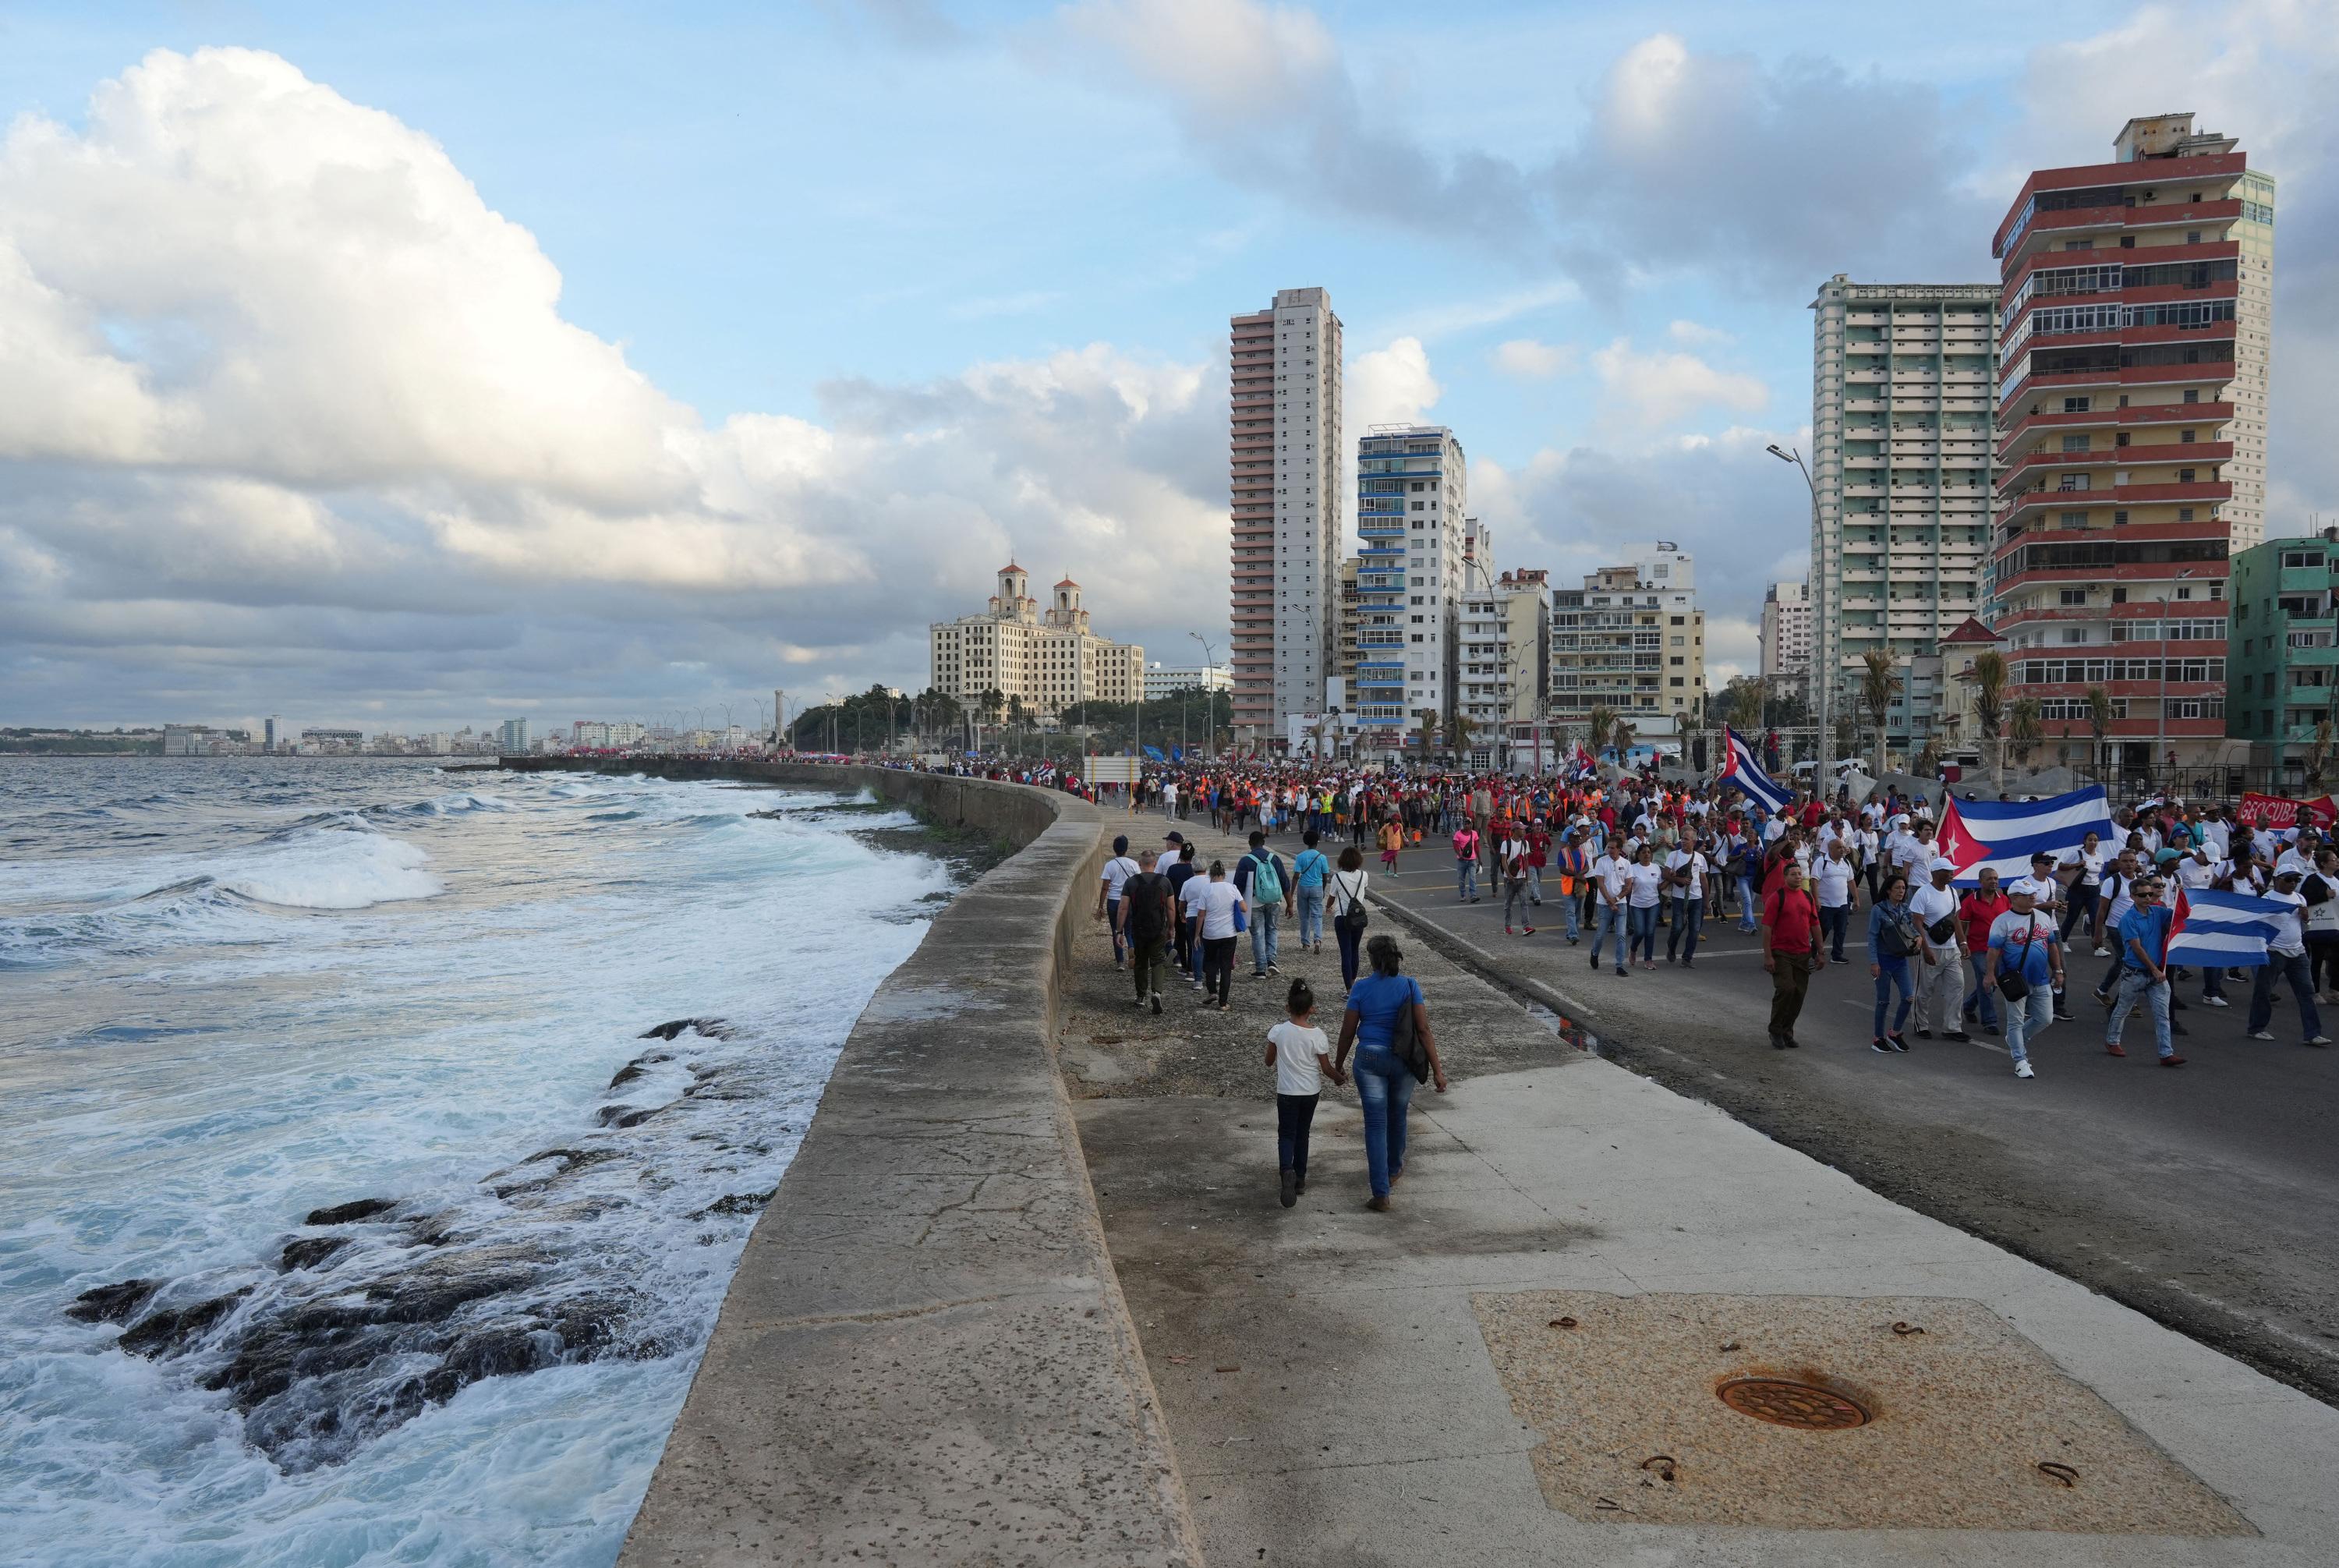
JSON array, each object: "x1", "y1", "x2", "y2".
[{"x1": 2228, "y1": 532, "x2": 2339, "y2": 783}]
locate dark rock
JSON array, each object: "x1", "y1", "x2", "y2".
[
  {"x1": 279, "y1": 1237, "x2": 349, "y2": 1273},
  {"x1": 66, "y1": 1278, "x2": 161, "y2": 1325},
  {"x1": 638, "y1": 1017, "x2": 733, "y2": 1042},
  {"x1": 304, "y1": 1198, "x2": 397, "y2": 1226},
  {"x1": 689, "y1": 1189, "x2": 777, "y2": 1221},
  {"x1": 607, "y1": 1061, "x2": 650, "y2": 1089},
  {"x1": 119, "y1": 1287, "x2": 252, "y2": 1357}
]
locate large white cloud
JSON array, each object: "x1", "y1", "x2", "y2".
[{"x1": 0, "y1": 48, "x2": 1230, "y2": 726}]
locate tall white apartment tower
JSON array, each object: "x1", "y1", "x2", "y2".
[
  {"x1": 1355, "y1": 424, "x2": 1467, "y2": 752},
  {"x1": 1230, "y1": 287, "x2": 1343, "y2": 747},
  {"x1": 1760, "y1": 582, "x2": 1813, "y2": 699},
  {"x1": 1809, "y1": 277, "x2": 1999, "y2": 745}
]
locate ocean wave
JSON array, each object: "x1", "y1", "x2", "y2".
[{"x1": 214, "y1": 831, "x2": 443, "y2": 911}]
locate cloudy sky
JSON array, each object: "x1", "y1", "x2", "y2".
[{"x1": 2, "y1": 0, "x2": 2334, "y2": 734}]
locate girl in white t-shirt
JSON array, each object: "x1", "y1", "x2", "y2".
[
  {"x1": 1625, "y1": 844, "x2": 1665, "y2": 968},
  {"x1": 1266, "y1": 979, "x2": 1339, "y2": 1208}
]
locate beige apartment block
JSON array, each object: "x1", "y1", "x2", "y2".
[
  {"x1": 1809, "y1": 278, "x2": 2000, "y2": 749},
  {"x1": 928, "y1": 564, "x2": 1143, "y2": 722},
  {"x1": 1759, "y1": 580, "x2": 1812, "y2": 701},
  {"x1": 1548, "y1": 546, "x2": 1704, "y2": 736}
]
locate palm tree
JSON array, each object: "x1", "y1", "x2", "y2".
[
  {"x1": 1860, "y1": 649, "x2": 1900, "y2": 777},
  {"x1": 2085, "y1": 686, "x2": 2114, "y2": 784},
  {"x1": 1414, "y1": 706, "x2": 1439, "y2": 762},
  {"x1": 1972, "y1": 650, "x2": 2007, "y2": 791},
  {"x1": 2307, "y1": 717, "x2": 2335, "y2": 791},
  {"x1": 1727, "y1": 676, "x2": 1766, "y2": 734},
  {"x1": 1832, "y1": 713, "x2": 1859, "y2": 773},
  {"x1": 1610, "y1": 715, "x2": 1637, "y2": 763},
  {"x1": 2008, "y1": 697, "x2": 2044, "y2": 768},
  {"x1": 1586, "y1": 704, "x2": 1616, "y2": 760},
  {"x1": 1449, "y1": 710, "x2": 1477, "y2": 763}
]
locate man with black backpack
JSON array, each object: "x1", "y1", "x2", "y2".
[
  {"x1": 1117, "y1": 849, "x2": 1176, "y2": 1014},
  {"x1": 1233, "y1": 830, "x2": 1296, "y2": 979}
]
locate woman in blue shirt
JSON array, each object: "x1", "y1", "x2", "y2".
[
  {"x1": 1867, "y1": 872, "x2": 1919, "y2": 1054},
  {"x1": 1333, "y1": 935, "x2": 1449, "y2": 1211},
  {"x1": 1292, "y1": 830, "x2": 1332, "y2": 954}
]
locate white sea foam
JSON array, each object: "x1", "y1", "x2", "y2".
[{"x1": 0, "y1": 762, "x2": 952, "y2": 1566}]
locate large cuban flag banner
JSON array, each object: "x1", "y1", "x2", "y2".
[
  {"x1": 1719, "y1": 725, "x2": 1792, "y2": 816},
  {"x1": 1936, "y1": 784, "x2": 2118, "y2": 887},
  {"x1": 2164, "y1": 886, "x2": 2283, "y2": 969}
]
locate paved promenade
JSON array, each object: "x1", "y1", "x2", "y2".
[{"x1": 1062, "y1": 809, "x2": 2339, "y2": 1566}]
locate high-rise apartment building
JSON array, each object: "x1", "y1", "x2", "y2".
[
  {"x1": 1989, "y1": 112, "x2": 2272, "y2": 772},
  {"x1": 928, "y1": 565, "x2": 1144, "y2": 722},
  {"x1": 1354, "y1": 424, "x2": 1467, "y2": 751},
  {"x1": 1548, "y1": 546, "x2": 1705, "y2": 735},
  {"x1": 1230, "y1": 287, "x2": 1343, "y2": 747},
  {"x1": 497, "y1": 718, "x2": 529, "y2": 754},
  {"x1": 264, "y1": 716, "x2": 281, "y2": 752},
  {"x1": 1460, "y1": 569, "x2": 1552, "y2": 765},
  {"x1": 1810, "y1": 278, "x2": 1999, "y2": 750},
  {"x1": 1759, "y1": 582, "x2": 1813, "y2": 700}
]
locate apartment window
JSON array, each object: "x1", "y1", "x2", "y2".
[
  {"x1": 2115, "y1": 431, "x2": 2130, "y2": 447},
  {"x1": 2178, "y1": 508, "x2": 2196, "y2": 522},
  {"x1": 2062, "y1": 628, "x2": 2086, "y2": 644},
  {"x1": 1410, "y1": 481, "x2": 1424, "y2": 492},
  {"x1": 2062, "y1": 397, "x2": 2092, "y2": 412},
  {"x1": 2111, "y1": 586, "x2": 2128, "y2": 603},
  {"x1": 1411, "y1": 501, "x2": 1425, "y2": 511},
  {"x1": 2120, "y1": 235, "x2": 2136, "y2": 249},
  {"x1": 2182, "y1": 430, "x2": 2197, "y2": 443},
  {"x1": 2179, "y1": 469, "x2": 2196, "y2": 483},
  {"x1": 2183, "y1": 388, "x2": 2199, "y2": 403},
  {"x1": 2061, "y1": 434, "x2": 2091, "y2": 451},
  {"x1": 2114, "y1": 511, "x2": 2129, "y2": 526},
  {"x1": 2060, "y1": 510, "x2": 2089, "y2": 526},
  {"x1": 2059, "y1": 589, "x2": 2088, "y2": 606},
  {"x1": 2187, "y1": 231, "x2": 2203, "y2": 245}
]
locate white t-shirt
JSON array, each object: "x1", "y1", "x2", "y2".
[
  {"x1": 1594, "y1": 855, "x2": 1630, "y2": 903},
  {"x1": 1665, "y1": 850, "x2": 1708, "y2": 899},
  {"x1": 1196, "y1": 880, "x2": 1244, "y2": 940},
  {"x1": 1814, "y1": 854, "x2": 1856, "y2": 910},
  {"x1": 2174, "y1": 855, "x2": 2216, "y2": 890},
  {"x1": 1625, "y1": 862, "x2": 1665, "y2": 908},
  {"x1": 2061, "y1": 847, "x2": 2105, "y2": 888},
  {"x1": 1101, "y1": 855, "x2": 1141, "y2": 900},
  {"x1": 1909, "y1": 882, "x2": 1962, "y2": 950},
  {"x1": 1268, "y1": 1021, "x2": 1329, "y2": 1095},
  {"x1": 2101, "y1": 872, "x2": 2136, "y2": 930},
  {"x1": 2264, "y1": 888, "x2": 2308, "y2": 955},
  {"x1": 1762, "y1": 816, "x2": 1789, "y2": 845},
  {"x1": 1329, "y1": 869, "x2": 1370, "y2": 919},
  {"x1": 1180, "y1": 872, "x2": 1212, "y2": 926}
]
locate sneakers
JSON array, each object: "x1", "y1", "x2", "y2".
[
  {"x1": 1251, "y1": 970, "x2": 1268, "y2": 980},
  {"x1": 1267, "y1": 964, "x2": 1281, "y2": 975},
  {"x1": 1279, "y1": 1169, "x2": 1298, "y2": 1209},
  {"x1": 1589, "y1": 953, "x2": 1598, "y2": 971},
  {"x1": 1506, "y1": 926, "x2": 1516, "y2": 936},
  {"x1": 1523, "y1": 926, "x2": 1537, "y2": 937},
  {"x1": 1784, "y1": 1035, "x2": 1800, "y2": 1049},
  {"x1": 2015, "y1": 1060, "x2": 2035, "y2": 1078},
  {"x1": 1888, "y1": 1033, "x2": 1910, "y2": 1053},
  {"x1": 1914, "y1": 1028, "x2": 1934, "y2": 1040},
  {"x1": 2309, "y1": 1036, "x2": 2334, "y2": 1047},
  {"x1": 2094, "y1": 946, "x2": 2111, "y2": 957},
  {"x1": 1871, "y1": 1037, "x2": 1891, "y2": 1053},
  {"x1": 2248, "y1": 1030, "x2": 2275, "y2": 1041},
  {"x1": 1151, "y1": 992, "x2": 1163, "y2": 1014},
  {"x1": 2202, "y1": 996, "x2": 2230, "y2": 1008},
  {"x1": 1771, "y1": 1034, "x2": 1788, "y2": 1050},
  {"x1": 1365, "y1": 1195, "x2": 1392, "y2": 1212},
  {"x1": 1944, "y1": 1030, "x2": 1971, "y2": 1043},
  {"x1": 1615, "y1": 967, "x2": 1628, "y2": 977}
]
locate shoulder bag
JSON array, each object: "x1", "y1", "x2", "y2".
[
  {"x1": 1388, "y1": 979, "x2": 1431, "y2": 1084},
  {"x1": 1997, "y1": 922, "x2": 2038, "y2": 1000}
]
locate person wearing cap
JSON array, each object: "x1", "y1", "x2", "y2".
[
  {"x1": 1909, "y1": 855, "x2": 1969, "y2": 1042},
  {"x1": 2105, "y1": 875, "x2": 2184, "y2": 1067},
  {"x1": 2246, "y1": 867, "x2": 2333, "y2": 1046},
  {"x1": 1957, "y1": 867, "x2": 2009, "y2": 1036},
  {"x1": 1982, "y1": 880, "x2": 2062, "y2": 1078}
]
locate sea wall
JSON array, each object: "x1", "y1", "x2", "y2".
[{"x1": 500, "y1": 759, "x2": 1200, "y2": 1566}]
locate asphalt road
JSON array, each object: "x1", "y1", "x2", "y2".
[{"x1": 1361, "y1": 864, "x2": 2339, "y2": 1408}]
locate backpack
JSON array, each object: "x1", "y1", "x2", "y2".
[{"x1": 1247, "y1": 851, "x2": 1284, "y2": 905}]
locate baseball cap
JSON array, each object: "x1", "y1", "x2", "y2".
[{"x1": 1929, "y1": 855, "x2": 1955, "y2": 873}]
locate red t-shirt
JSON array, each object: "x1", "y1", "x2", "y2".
[
  {"x1": 1959, "y1": 891, "x2": 2009, "y2": 955},
  {"x1": 1764, "y1": 886, "x2": 1819, "y2": 954}
]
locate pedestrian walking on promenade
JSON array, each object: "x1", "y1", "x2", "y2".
[
  {"x1": 1867, "y1": 872, "x2": 1920, "y2": 1053},
  {"x1": 1625, "y1": 843, "x2": 1664, "y2": 969},
  {"x1": 1095, "y1": 835, "x2": 1141, "y2": 968},
  {"x1": 1117, "y1": 849, "x2": 1175, "y2": 1014},
  {"x1": 1378, "y1": 815, "x2": 1405, "y2": 876},
  {"x1": 1333, "y1": 935, "x2": 1448, "y2": 1212},
  {"x1": 1814, "y1": 836, "x2": 1857, "y2": 962},
  {"x1": 1194, "y1": 861, "x2": 1246, "y2": 1011},
  {"x1": 1958, "y1": 868, "x2": 2009, "y2": 1036},
  {"x1": 1663, "y1": 834, "x2": 1709, "y2": 966},
  {"x1": 2246, "y1": 868, "x2": 2332, "y2": 1046},
  {"x1": 1909, "y1": 857, "x2": 1969, "y2": 1042},
  {"x1": 1981, "y1": 883, "x2": 2061, "y2": 1078},
  {"x1": 1266, "y1": 979, "x2": 1340, "y2": 1208},
  {"x1": 1234, "y1": 830, "x2": 1293, "y2": 979},
  {"x1": 1329, "y1": 847, "x2": 1371, "y2": 993},
  {"x1": 1453, "y1": 819, "x2": 1482, "y2": 902},
  {"x1": 1761, "y1": 858, "x2": 1825, "y2": 1049},
  {"x1": 1499, "y1": 824, "x2": 1535, "y2": 936},
  {"x1": 2105, "y1": 875, "x2": 2183, "y2": 1065},
  {"x1": 1165, "y1": 840, "x2": 1200, "y2": 981},
  {"x1": 1293, "y1": 831, "x2": 1331, "y2": 955},
  {"x1": 1590, "y1": 837, "x2": 1631, "y2": 976},
  {"x1": 1552, "y1": 827, "x2": 1587, "y2": 943}
]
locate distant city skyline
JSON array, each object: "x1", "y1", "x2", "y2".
[{"x1": 2, "y1": 2, "x2": 2334, "y2": 731}]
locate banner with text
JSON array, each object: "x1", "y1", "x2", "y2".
[{"x1": 2235, "y1": 792, "x2": 2339, "y2": 830}]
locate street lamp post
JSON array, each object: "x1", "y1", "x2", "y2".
[
  {"x1": 1768, "y1": 444, "x2": 1828, "y2": 786},
  {"x1": 1190, "y1": 632, "x2": 1219, "y2": 759}
]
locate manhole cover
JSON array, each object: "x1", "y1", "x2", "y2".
[{"x1": 1716, "y1": 1377, "x2": 1870, "y2": 1430}]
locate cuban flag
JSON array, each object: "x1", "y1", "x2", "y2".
[
  {"x1": 1937, "y1": 785, "x2": 2118, "y2": 887},
  {"x1": 2164, "y1": 885, "x2": 2283, "y2": 969},
  {"x1": 1718, "y1": 725, "x2": 1791, "y2": 816}
]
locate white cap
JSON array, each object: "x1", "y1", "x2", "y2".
[{"x1": 1930, "y1": 855, "x2": 1956, "y2": 873}]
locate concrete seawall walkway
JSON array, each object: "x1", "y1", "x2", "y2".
[{"x1": 1063, "y1": 808, "x2": 2339, "y2": 1565}]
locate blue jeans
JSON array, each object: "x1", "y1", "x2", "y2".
[
  {"x1": 1560, "y1": 886, "x2": 1580, "y2": 940},
  {"x1": 1352, "y1": 1046, "x2": 1416, "y2": 1198},
  {"x1": 1297, "y1": 887, "x2": 1325, "y2": 948},
  {"x1": 1336, "y1": 915, "x2": 1364, "y2": 989},
  {"x1": 1736, "y1": 875, "x2": 1759, "y2": 929},
  {"x1": 2002, "y1": 982, "x2": 2053, "y2": 1066},
  {"x1": 2107, "y1": 970, "x2": 2174, "y2": 1058},
  {"x1": 1249, "y1": 901, "x2": 1281, "y2": 972},
  {"x1": 1591, "y1": 903, "x2": 1629, "y2": 970},
  {"x1": 1107, "y1": 897, "x2": 1123, "y2": 962},
  {"x1": 1456, "y1": 859, "x2": 1478, "y2": 900},
  {"x1": 1873, "y1": 956, "x2": 1913, "y2": 1038},
  {"x1": 2247, "y1": 950, "x2": 2323, "y2": 1039},
  {"x1": 1962, "y1": 954, "x2": 2001, "y2": 1030},
  {"x1": 1819, "y1": 904, "x2": 1850, "y2": 961},
  {"x1": 1666, "y1": 896, "x2": 1704, "y2": 961},
  {"x1": 1629, "y1": 904, "x2": 1658, "y2": 963},
  {"x1": 1526, "y1": 865, "x2": 1543, "y2": 903}
]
